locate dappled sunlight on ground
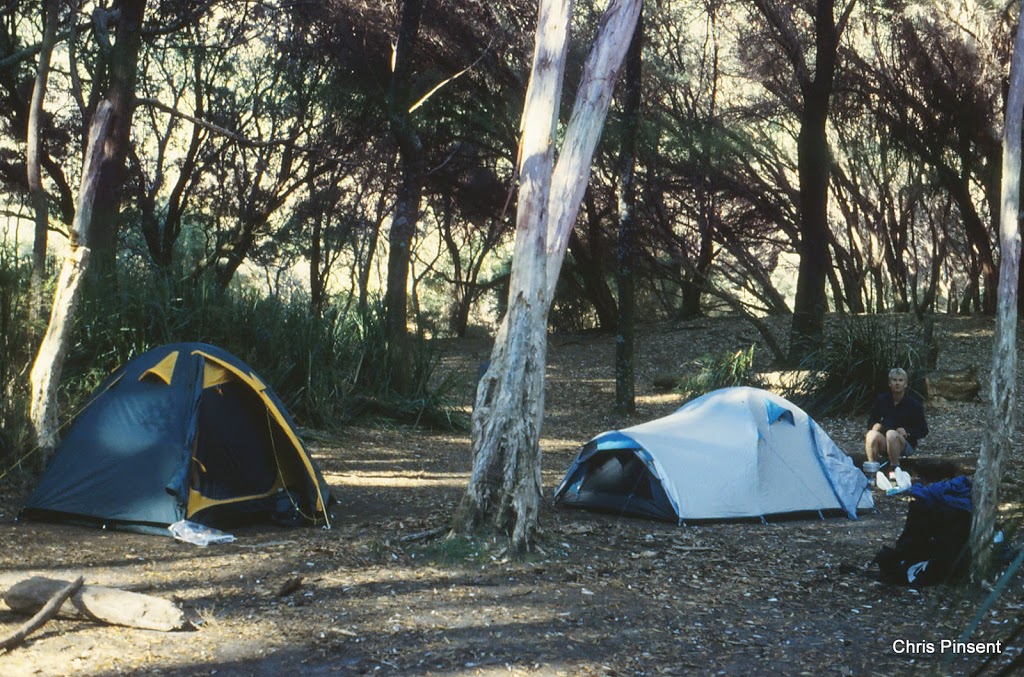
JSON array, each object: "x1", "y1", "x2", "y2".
[
  {"x1": 326, "y1": 471, "x2": 469, "y2": 489},
  {"x1": 2, "y1": 315, "x2": 1023, "y2": 675},
  {"x1": 636, "y1": 391, "x2": 685, "y2": 408}
]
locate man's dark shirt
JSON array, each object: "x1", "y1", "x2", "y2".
[{"x1": 868, "y1": 392, "x2": 928, "y2": 445}]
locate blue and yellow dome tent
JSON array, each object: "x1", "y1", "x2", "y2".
[{"x1": 23, "y1": 343, "x2": 333, "y2": 534}]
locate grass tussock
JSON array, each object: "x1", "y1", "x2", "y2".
[
  {"x1": 782, "y1": 315, "x2": 928, "y2": 416},
  {"x1": 676, "y1": 345, "x2": 762, "y2": 402},
  {"x1": 0, "y1": 252, "x2": 465, "y2": 470}
]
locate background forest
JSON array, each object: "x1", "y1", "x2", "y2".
[{"x1": 0, "y1": 0, "x2": 1017, "y2": 462}]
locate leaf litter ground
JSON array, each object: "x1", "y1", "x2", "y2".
[{"x1": 1, "y1": 315, "x2": 1023, "y2": 676}]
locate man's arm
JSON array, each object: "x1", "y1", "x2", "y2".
[
  {"x1": 867, "y1": 394, "x2": 883, "y2": 430},
  {"x1": 906, "y1": 399, "x2": 928, "y2": 441}
]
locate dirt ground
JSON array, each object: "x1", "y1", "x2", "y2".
[{"x1": 2, "y1": 315, "x2": 1023, "y2": 676}]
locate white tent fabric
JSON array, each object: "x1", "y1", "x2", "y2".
[{"x1": 555, "y1": 387, "x2": 874, "y2": 521}]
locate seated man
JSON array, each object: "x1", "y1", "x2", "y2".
[{"x1": 865, "y1": 367, "x2": 928, "y2": 481}]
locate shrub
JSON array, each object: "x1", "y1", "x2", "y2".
[
  {"x1": 782, "y1": 315, "x2": 927, "y2": 417},
  {"x1": 1, "y1": 258, "x2": 465, "y2": 470},
  {"x1": 677, "y1": 344, "x2": 762, "y2": 402},
  {"x1": 0, "y1": 246, "x2": 33, "y2": 466}
]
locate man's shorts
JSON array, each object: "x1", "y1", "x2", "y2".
[{"x1": 903, "y1": 441, "x2": 914, "y2": 457}]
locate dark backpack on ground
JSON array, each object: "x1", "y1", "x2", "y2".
[{"x1": 873, "y1": 498, "x2": 972, "y2": 587}]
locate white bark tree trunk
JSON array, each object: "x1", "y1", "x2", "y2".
[
  {"x1": 970, "y1": 4, "x2": 1024, "y2": 582},
  {"x1": 454, "y1": 0, "x2": 641, "y2": 554},
  {"x1": 29, "y1": 101, "x2": 114, "y2": 464}
]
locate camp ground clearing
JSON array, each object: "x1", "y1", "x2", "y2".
[{"x1": 1, "y1": 315, "x2": 1022, "y2": 676}]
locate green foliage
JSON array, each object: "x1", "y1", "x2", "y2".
[
  {"x1": 346, "y1": 301, "x2": 469, "y2": 430},
  {"x1": 676, "y1": 345, "x2": 762, "y2": 401},
  {"x1": 0, "y1": 246, "x2": 33, "y2": 464},
  {"x1": 782, "y1": 316, "x2": 928, "y2": 417},
  {"x1": 0, "y1": 259, "x2": 465, "y2": 467}
]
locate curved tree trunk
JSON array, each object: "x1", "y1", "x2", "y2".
[{"x1": 30, "y1": 102, "x2": 114, "y2": 465}]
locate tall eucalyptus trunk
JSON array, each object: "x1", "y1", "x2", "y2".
[
  {"x1": 970, "y1": 3, "x2": 1024, "y2": 582},
  {"x1": 453, "y1": 0, "x2": 642, "y2": 554},
  {"x1": 30, "y1": 102, "x2": 114, "y2": 465}
]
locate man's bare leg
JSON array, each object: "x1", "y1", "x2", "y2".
[
  {"x1": 865, "y1": 429, "x2": 886, "y2": 463},
  {"x1": 885, "y1": 430, "x2": 906, "y2": 469}
]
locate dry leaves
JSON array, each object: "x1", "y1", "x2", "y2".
[{"x1": 0, "y1": 314, "x2": 1022, "y2": 675}]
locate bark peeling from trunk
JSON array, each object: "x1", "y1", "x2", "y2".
[
  {"x1": 29, "y1": 102, "x2": 114, "y2": 464},
  {"x1": 453, "y1": 0, "x2": 641, "y2": 555}
]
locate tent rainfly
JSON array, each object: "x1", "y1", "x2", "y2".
[
  {"x1": 554, "y1": 387, "x2": 873, "y2": 522},
  {"x1": 23, "y1": 343, "x2": 333, "y2": 533}
]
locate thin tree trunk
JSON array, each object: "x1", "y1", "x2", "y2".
[
  {"x1": 454, "y1": 0, "x2": 641, "y2": 554},
  {"x1": 615, "y1": 12, "x2": 642, "y2": 414},
  {"x1": 87, "y1": 0, "x2": 147, "y2": 271},
  {"x1": 970, "y1": 4, "x2": 1024, "y2": 582},
  {"x1": 28, "y1": 0, "x2": 61, "y2": 330},
  {"x1": 385, "y1": 0, "x2": 426, "y2": 397},
  {"x1": 310, "y1": 202, "x2": 325, "y2": 313},
  {"x1": 30, "y1": 102, "x2": 114, "y2": 464},
  {"x1": 358, "y1": 181, "x2": 390, "y2": 322}
]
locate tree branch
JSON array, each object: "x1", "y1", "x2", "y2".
[
  {"x1": 133, "y1": 97, "x2": 353, "y2": 163},
  {"x1": 0, "y1": 576, "x2": 84, "y2": 653},
  {"x1": 751, "y1": 0, "x2": 811, "y2": 89}
]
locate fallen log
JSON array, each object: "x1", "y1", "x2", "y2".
[
  {"x1": 0, "y1": 576, "x2": 84, "y2": 652},
  {"x1": 400, "y1": 526, "x2": 447, "y2": 543},
  {"x1": 3, "y1": 576, "x2": 190, "y2": 632}
]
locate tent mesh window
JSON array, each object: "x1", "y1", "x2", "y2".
[{"x1": 563, "y1": 449, "x2": 676, "y2": 522}]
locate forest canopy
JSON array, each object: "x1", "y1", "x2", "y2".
[{"x1": 0, "y1": 0, "x2": 1018, "y2": 455}]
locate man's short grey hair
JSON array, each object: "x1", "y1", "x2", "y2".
[{"x1": 889, "y1": 367, "x2": 907, "y2": 380}]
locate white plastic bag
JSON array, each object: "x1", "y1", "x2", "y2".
[{"x1": 168, "y1": 519, "x2": 236, "y2": 546}]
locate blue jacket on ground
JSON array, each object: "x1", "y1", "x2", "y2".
[{"x1": 908, "y1": 476, "x2": 972, "y2": 513}]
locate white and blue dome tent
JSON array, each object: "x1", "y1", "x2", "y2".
[{"x1": 554, "y1": 387, "x2": 873, "y2": 523}]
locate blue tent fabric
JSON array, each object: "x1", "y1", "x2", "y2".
[
  {"x1": 23, "y1": 343, "x2": 332, "y2": 533},
  {"x1": 765, "y1": 400, "x2": 795, "y2": 426}
]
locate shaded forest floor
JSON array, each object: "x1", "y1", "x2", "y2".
[{"x1": 2, "y1": 314, "x2": 1024, "y2": 676}]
